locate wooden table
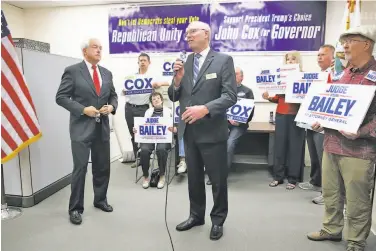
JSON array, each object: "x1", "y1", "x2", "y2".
[{"x1": 232, "y1": 122, "x2": 275, "y2": 167}]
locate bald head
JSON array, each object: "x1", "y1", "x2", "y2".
[
  {"x1": 235, "y1": 67, "x2": 243, "y2": 85},
  {"x1": 185, "y1": 21, "x2": 211, "y2": 53}
]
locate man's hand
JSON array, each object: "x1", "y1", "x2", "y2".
[
  {"x1": 83, "y1": 106, "x2": 99, "y2": 117},
  {"x1": 229, "y1": 120, "x2": 239, "y2": 126},
  {"x1": 168, "y1": 127, "x2": 177, "y2": 133},
  {"x1": 182, "y1": 105, "x2": 209, "y2": 124},
  {"x1": 311, "y1": 122, "x2": 324, "y2": 132},
  {"x1": 339, "y1": 130, "x2": 360, "y2": 140},
  {"x1": 172, "y1": 60, "x2": 184, "y2": 87},
  {"x1": 152, "y1": 82, "x2": 162, "y2": 89},
  {"x1": 99, "y1": 105, "x2": 114, "y2": 115}
]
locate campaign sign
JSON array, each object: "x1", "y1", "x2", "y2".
[
  {"x1": 285, "y1": 72, "x2": 329, "y2": 103},
  {"x1": 124, "y1": 75, "x2": 153, "y2": 95},
  {"x1": 174, "y1": 105, "x2": 180, "y2": 124},
  {"x1": 278, "y1": 64, "x2": 300, "y2": 94},
  {"x1": 295, "y1": 83, "x2": 376, "y2": 134},
  {"x1": 227, "y1": 98, "x2": 255, "y2": 123},
  {"x1": 134, "y1": 117, "x2": 173, "y2": 143},
  {"x1": 162, "y1": 59, "x2": 175, "y2": 76},
  {"x1": 255, "y1": 68, "x2": 281, "y2": 95}
]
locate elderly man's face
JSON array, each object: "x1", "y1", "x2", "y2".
[
  {"x1": 317, "y1": 47, "x2": 333, "y2": 71},
  {"x1": 185, "y1": 23, "x2": 208, "y2": 52},
  {"x1": 235, "y1": 68, "x2": 243, "y2": 84},
  {"x1": 83, "y1": 39, "x2": 102, "y2": 63},
  {"x1": 341, "y1": 35, "x2": 370, "y2": 61}
]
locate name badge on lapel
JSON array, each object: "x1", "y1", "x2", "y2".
[
  {"x1": 206, "y1": 73, "x2": 217, "y2": 80},
  {"x1": 365, "y1": 70, "x2": 376, "y2": 82}
]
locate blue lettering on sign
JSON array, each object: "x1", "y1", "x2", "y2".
[
  {"x1": 293, "y1": 82, "x2": 311, "y2": 94},
  {"x1": 139, "y1": 125, "x2": 167, "y2": 136},
  {"x1": 146, "y1": 117, "x2": 159, "y2": 123},
  {"x1": 302, "y1": 73, "x2": 319, "y2": 80},
  {"x1": 256, "y1": 75, "x2": 276, "y2": 83},
  {"x1": 124, "y1": 78, "x2": 153, "y2": 95},
  {"x1": 325, "y1": 85, "x2": 348, "y2": 94},
  {"x1": 260, "y1": 70, "x2": 270, "y2": 75},
  {"x1": 227, "y1": 105, "x2": 252, "y2": 117},
  {"x1": 308, "y1": 96, "x2": 356, "y2": 116},
  {"x1": 174, "y1": 106, "x2": 180, "y2": 123},
  {"x1": 163, "y1": 62, "x2": 174, "y2": 76},
  {"x1": 365, "y1": 70, "x2": 376, "y2": 82}
]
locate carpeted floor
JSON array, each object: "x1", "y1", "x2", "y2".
[{"x1": 2, "y1": 162, "x2": 375, "y2": 251}]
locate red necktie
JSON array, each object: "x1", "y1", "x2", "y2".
[{"x1": 92, "y1": 65, "x2": 101, "y2": 95}]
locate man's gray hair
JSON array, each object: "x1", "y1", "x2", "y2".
[
  {"x1": 188, "y1": 21, "x2": 211, "y2": 41},
  {"x1": 320, "y1": 44, "x2": 335, "y2": 57},
  {"x1": 80, "y1": 38, "x2": 99, "y2": 50},
  {"x1": 235, "y1": 67, "x2": 243, "y2": 76}
]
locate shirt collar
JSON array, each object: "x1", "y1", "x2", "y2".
[
  {"x1": 195, "y1": 46, "x2": 210, "y2": 59},
  {"x1": 350, "y1": 56, "x2": 376, "y2": 73},
  {"x1": 84, "y1": 59, "x2": 98, "y2": 69}
]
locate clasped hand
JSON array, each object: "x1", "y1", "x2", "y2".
[
  {"x1": 181, "y1": 106, "x2": 209, "y2": 124},
  {"x1": 133, "y1": 126, "x2": 177, "y2": 134},
  {"x1": 84, "y1": 105, "x2": 113, "y2": 117}
]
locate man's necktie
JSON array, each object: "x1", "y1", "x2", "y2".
[
  {"x1": 193, "y1": 53, "x2": 201, "y2": 86},
  {"x1": 92, "y1": 65, "x2": 101, "y2": 95}
]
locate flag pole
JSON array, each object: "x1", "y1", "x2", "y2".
[{"x1": 1, "y1": 164, "x2": 22, "y2": 220}]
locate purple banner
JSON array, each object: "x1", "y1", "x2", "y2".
[
  {"x1": 108, "y1": 1, "x2": 326, "y2": 54},
  {"x1": 109, "y1": 4, "x2": 210, "y2": 54},
  {"x1": 210, "y1": 1, "x2": 326, "y2": 52}
]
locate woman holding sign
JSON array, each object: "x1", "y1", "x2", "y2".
[
  {"x1": 133, "y1": 92, "x2": 176, "y2": 189},
  {"x1": 263, "y1": 51, "x2": 306, "y2": 190}
]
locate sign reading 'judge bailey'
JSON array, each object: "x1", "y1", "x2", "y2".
[{"x1": 295, "y1": 83, "x2": 376, "y2": 134}]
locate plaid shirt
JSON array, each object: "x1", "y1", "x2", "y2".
[{"x1": 324, "y1": 57, "x2": 376, "y2": 161}]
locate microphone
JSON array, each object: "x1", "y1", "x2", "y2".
[{"x1": 174, "y1": 50, "x2": 187, "y2": 77}]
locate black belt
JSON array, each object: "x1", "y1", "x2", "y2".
[{"x1": 126, "y1": 102, "x2": 148, "y2": 108}]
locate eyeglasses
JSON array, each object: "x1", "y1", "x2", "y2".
[
  {"x1": 185, "y1": 29, "x2": 207, "y2": 37},
  {"x1": 340, "y1": 38, "x2": 367, "y2": 46}
]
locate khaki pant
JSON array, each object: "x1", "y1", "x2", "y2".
[{"x1": 322, "y1": 151, "x2": 375, "y2": 248}]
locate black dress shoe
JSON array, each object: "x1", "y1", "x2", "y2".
[
  {"x1": 206, "y1": 180, "x2": 212, "y2": 185},
  {"x1": 210, "y1": 225, "x2": 223, "y2": 240},
  {"x1": 94, "y1": 202, "x2": 113, "y2": 212},
  {"x1": 69, "y1": 211, "x2": 82, "y2": 225},
  {"x1": 176, "y1": 217, "x2": 205, "y2": 231}
]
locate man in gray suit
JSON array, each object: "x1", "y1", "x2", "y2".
[
  {"x1": 168, "y1": 21, "x2": 237, "y2": 240},
  {"x1": 56, "y1": 38, "x2": 118, "y2": 225}
]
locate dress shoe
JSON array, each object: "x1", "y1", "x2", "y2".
[
  {"x1": 176, "y1": 217, "x2": 204, "y2": 231},
  {"x1": 94, "y1": 202, "x2": 113, "y2": 212},
  {"x1": 69, "y1": 211, "x2": 82, "y2": 225},
  {"x1": 210, "y1": 225, "x2": 223, "y2": 240}
]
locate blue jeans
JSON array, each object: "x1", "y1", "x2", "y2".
[
  {"x1": 179, "y1": 138, "x2": 185, "y2": 157},
  {"x1": 227, "y1": 125, "x2": 246, "y2": 168}
]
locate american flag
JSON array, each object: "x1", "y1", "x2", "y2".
[{"x1": 1, "y1": 11, "x2": 42, "y2": 164}]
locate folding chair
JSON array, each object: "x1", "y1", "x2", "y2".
[{"x1": 135, "y1": 140, "x2": 177, "y2": 185}]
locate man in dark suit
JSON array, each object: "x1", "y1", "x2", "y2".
[
  {"x1": 56, "y1": 38, "x2": 118, "y2": 225},
  {"x1": 168, "y1": 21, "x2": 237, "y2": 240}
]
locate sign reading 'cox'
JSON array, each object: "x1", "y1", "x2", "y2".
[
  {"x1": 163, "y1": 62, "x2": 175, "y2": 76},
  {"x1": 124, "y1": 77, "x2": 153, "y2": 95}
]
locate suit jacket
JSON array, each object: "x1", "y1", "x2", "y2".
[
  {"x1": 168, "y1": 49, "x2": 237, "y2": 143},
  {"x1": 56, "y1": 61, "x2": 118, "y2": 142}
]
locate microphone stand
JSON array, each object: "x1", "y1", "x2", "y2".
[{"x1": 1, "y1": 164, "x2": 23, "y2": 220}]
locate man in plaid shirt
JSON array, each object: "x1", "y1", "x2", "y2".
[{"x1": 307, "y1": 25, "x2": 376, "y2": 251}]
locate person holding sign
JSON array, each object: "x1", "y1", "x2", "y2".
[
  {"x1": 307, "y1": 26, "x2": 376, "y2": 251},
  {"x1": 298, "y1": 44, "x2": 335, "y2": 206},
  {"x1": 122, "y1": 53, "x2": 169, "y2": 168},
  {"x1": 168, "y1": 21, "x2": 237, "y2": 240},
  {"x1": 263, "y1": 51, "x2": 306, "y2": 190},
  {"x1": 133, "y1": 92, "x2": 176, "y2": 189},
  {"x1": 55, "y1": 38, "x2": 118, "y2": 225},
  {"x1": 206, "y1": 67, "x2": 254, "y2": 185}
]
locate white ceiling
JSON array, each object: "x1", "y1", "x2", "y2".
[{"x1": 3, "y1": 0, "x2": 172, "y2": 9}]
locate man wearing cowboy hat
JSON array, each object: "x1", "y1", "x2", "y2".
[{"x1": 307, "y1": 25, "x2": 376, "y2": 251}]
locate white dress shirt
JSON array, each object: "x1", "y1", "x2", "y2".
[{"x1": 84, "y1": 59, "x2": 102, "y2": 87}]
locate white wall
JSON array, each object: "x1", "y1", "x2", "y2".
[{"x1": 1, "y1": 3, "x2": 25, "y2": 38}]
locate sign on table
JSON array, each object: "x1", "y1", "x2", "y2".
[
  {"x1": 134, "y1": 117, "x2": 173, "y2": 143},
  {"x1": 227, "y1": 98, "x2": 255, "y2": 123},
  {"x1": 295, "y1": 83, "x2": 376, "y2": 134},
  {"x1": 285, "y1": 72, "x2": 329, "y2": 103}
]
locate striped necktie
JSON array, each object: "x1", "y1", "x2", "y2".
[{"x1": 193, "y1": 53, "x2": 201, "y2": 86}]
